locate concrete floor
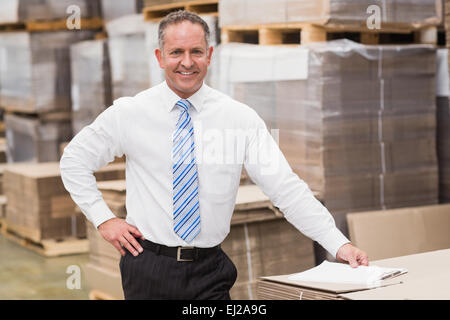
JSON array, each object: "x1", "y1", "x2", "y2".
[{"x1": 0, "y1": 233, "x2": 91, "y2": 299}]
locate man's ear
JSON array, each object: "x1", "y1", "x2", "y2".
[
  {"x1": 155, "y1": 48, "x2": 165, "y2": 69},
  {"x1": 207, "y1": 46, "x2": 213, "y2": 66}
]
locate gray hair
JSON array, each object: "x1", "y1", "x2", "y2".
[{"x1": 158, "y1": 10, "x2": 210, "y2": 49}]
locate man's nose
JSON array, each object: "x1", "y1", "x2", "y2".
[{"x1": 181, "y1": 53, "x2": 194, "y2": 68}]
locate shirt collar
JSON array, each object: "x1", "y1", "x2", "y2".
[{"x1": 161, "y1": 81, "x2": 207, "y2": 113}]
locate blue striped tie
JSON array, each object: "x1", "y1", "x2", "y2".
[{"x1": 172, "y1": 99, "x2": 200, "y2": 243}]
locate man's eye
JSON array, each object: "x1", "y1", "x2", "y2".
[{"x1": 171, "y1": 50, "x2": 182, "y2": 55}]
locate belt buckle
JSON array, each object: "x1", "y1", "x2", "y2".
[{"x1": 177, "y1": 246, "x2": 194, "y2": 262}]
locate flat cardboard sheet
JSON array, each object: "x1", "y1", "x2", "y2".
[
  {"x1": 340, "y1": 249, "x2": 450, "y2": 300},
  {"x1": 260, "y1": 272, "x2": 401, "y2": 295},
  {"x1": 259, "y1": 249, "x2": 450, "y2": 300}
]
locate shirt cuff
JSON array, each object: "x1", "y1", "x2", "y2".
[
  {"x1": 318, "y1": 227, "x2": 351, "y2": 260},
  {"x1": 88, "y1": 200, "x2": 117, "y2": 229}
]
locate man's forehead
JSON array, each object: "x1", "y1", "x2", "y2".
[
  {"x1": 163, "y1": 21, "x2": 207, "y2": 48},
  {"x1": 165, "y1": 21, "x2": 205, "y2": 37}
]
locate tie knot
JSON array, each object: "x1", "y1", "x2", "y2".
[{"x1": 175, "y1": 99, "x2": 191, "y2": 112}]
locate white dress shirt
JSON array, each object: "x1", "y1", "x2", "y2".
[{"x1": 60, "y1": 81, "x2": 349, "y2": 258}]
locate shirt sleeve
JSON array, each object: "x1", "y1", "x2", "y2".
[
  {"x1": 243, "y1": 109, "x2": 350, "y2": 259},
  {"x1": 60, "y1": 101, "x2": 125, "y2": 229}
]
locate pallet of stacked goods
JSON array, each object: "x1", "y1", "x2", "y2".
[
  {"x1": 0, "y1": 0, "x2": 103, "y2": 32},
  {"x1": 70, "y1": 39, "x2": 112, "y2": 136},
  {"x1": 0, "y1": 0, "x2": 104, "y2": 163},
  {"x1": 445, "y1": 0, "x2": 450, "y2": 44},
  {"x1": 225, "y1": 185, "x2": 315, "y2": 300},
  {"x1": 442, "y1": 0, "x2": 450, "y2": 202},
  {"x1": 0, "y1": 109, "x2": 5, "y2": 138},
  {"x1": 100, "y1": 0, "x2": 144, "y2": 23},
  {"x1": 436, "y1": 47, "x2": 450, "y2": 203},
  {"x1": 143, "y1": 0, "x2": 218, "y2": 21},
  {"x1": 105, "y1": 14, "x2": 152, "y2": 100},
  {"x1": 84, "y1": 180, "x2": 126, "y2": 300},
  {"x1": 0, "y1": 162, "x2": 125, "y2": 256},
  {"x1": 83, "y1": 180, "x2": 314, "y2": 300},
  {"x1": 219, "y1": 0, "x2": 442, "y2": 46},
  {"x1": 0, "y1": 162, "x2": 7, "y2": 232},
  {"x1": 437, "y1": 96, "x2": 450, "y2": 203},
  {"x1": 210, "y1": 40, "x2": 439, "y2": 263},
  {"x1": 212, "y1": 0, "x2": 443, "y2": 265}
]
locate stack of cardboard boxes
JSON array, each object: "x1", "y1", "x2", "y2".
[
  {"x1": 212, "y1": 41, "x2": 439, "y2": 238},
  {"x1": 2, "y1": 162, "x2": 125, "y2": 253},
  {"x1": 70, "y1": 39, "x2": 112, "y2": 135},
  {"x1": 442, "y1": 0, "x2": 450, "y2": 202},
  {"x1": 0, "y1": 0, "x2": 102, "y2": 162}
]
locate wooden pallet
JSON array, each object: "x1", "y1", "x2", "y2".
[
  {"x1": 1, "y1": 106, "x2": 71, "y2": 122},
  {"x1": 221, "y1": 23, "x2": 438, "y2": 46},
  {"x1": 0, "y1": 218, "x2": 7, "y2": 234},
  {"x1": 0, "y1": 17, "x2": 103, "y2": 32},
  {"x1": 0, "y1": 221, "x2": 88, "y2": 257},
  {"x1": 89, "y1": 289, "x2": 118, "y2": 300},
  {"x1": 143, "y1": 0, "x2": 218, "y2": 21}
]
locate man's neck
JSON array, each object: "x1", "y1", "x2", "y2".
[{"x1": 165, "y1": 81, "x2": 203, "y2": 100}]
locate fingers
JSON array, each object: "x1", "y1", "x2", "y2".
[
  {"x1": 128, "y1": 225, "x2": 144, "y2": 240},
  {"x1": 349, "y1": 250, "x2": 369, "y2": 268},
  {"x1": 122, "y1": 232, "x2": 144, "y2": 256},
  {"x1": 347, "y1": 255, "x2": 359, "y2": 268},
  {"x1": 357, "y1": 251, "x2": 369, "y2": 266}
]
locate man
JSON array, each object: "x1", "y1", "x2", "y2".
[{"x1": 60, "y1": 10, "x2": 368, "y2": 300}]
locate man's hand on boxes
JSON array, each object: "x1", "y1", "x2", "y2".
[{"x1": 336, "y1": 243, "x2": 369, "y2": 268}]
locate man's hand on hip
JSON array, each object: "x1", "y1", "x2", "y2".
[
  {"x1": 336, "y1": 243, "x2": 369, "y2": 268},
  {"x1": 98, "y1": 218, "x2": 144, "y2": 256}
]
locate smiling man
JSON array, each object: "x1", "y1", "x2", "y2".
[
  {"x1": 155, "y1": 18, "x2": 212, "y2": 99},
  {"x1": 60, "y1": 10, "x2": 368, "y2": 300}
]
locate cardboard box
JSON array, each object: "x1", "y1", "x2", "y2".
[
  {"x1": 217, "y1": 42, "x2": 439, "y2": 221},
  {"x1": 70, "y1": 39, "x2": 112, "y2": 135},
  {"x1": 219, "y1": 0, "x2": 442, "y2": 29},
  {"x1": 3, "y1": 162, "x2": 125, "y2": 242},
  {"x1": 346, "y1": 204, "x2": 450, "y2": 261},
  {"x1": 0, "y1": 195, "x2": 6, "y2": 219},
  {"x1": 437, "y1": 97, "x2": 450, "y2": 202},
  {"x1": 5, "y1": 113, "x2": 72, "y2": 163},
  {"x1": 225, "y1": 216, "x2": 315, "y2": 300},
  {"x1": 340, "y1": 249, "x2": 450, "y2": 300},
  {"x1": 106, "y1": 14, "x2": 151, "y2": 100},
  {"x1": 258, "y1": 249, "x2": 450, "y2": 300},
  {"x1": 0, "y1": 30, "x2": 96, "y2": 113},
  {"x1": 213, "y1": 41, "x2": 439, "y2": 264},
  {"x1": 101, "y1": 0, "x2": 143, "y2": 22}
]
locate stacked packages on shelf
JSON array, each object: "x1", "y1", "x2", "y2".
[{"x1": 210, "y1": 40, "x2": 439, "y2": 236}]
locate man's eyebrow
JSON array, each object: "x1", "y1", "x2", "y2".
[
  {"x1": 167, "y1": 47, "x2": 205, "y2": 52},
  {"x1": 168, "y1": 47, "x2": 184, "y2": 52}
]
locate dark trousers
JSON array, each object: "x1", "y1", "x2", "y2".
[{"x1": 119, "y1": 240, "x2": 237, "y2": 300}]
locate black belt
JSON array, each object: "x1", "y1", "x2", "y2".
[{"x1": 137, "y1": 238, "x2": 221, "y2": 262}]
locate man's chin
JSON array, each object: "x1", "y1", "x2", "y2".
[{"x1": 177, "y1": 83, "x2": 202, "y2": 96}]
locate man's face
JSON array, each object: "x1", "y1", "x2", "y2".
[{"x1": 155, "y1": 21, "x2": 213, "y2": 99}]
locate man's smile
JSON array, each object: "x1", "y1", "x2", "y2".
[{"x1": 176, "y1": 71, "x2": 198, "y2": 76}]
